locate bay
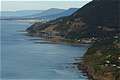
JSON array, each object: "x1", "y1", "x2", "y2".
[{"x1": 1, "y1": 20, "x2": 88, "y2": 80}]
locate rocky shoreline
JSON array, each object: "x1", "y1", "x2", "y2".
[
  {"x1": 78, "y1": 38, "x2": 120, "y2": 80},
  {"x1": 26, "y1": 22, "x2": 120, "y2": 80},
  {"x1": 26, "y1": 28, "x2": 120, "y2": 80}
]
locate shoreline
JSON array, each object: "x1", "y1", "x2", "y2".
[
  {"x1": 78, "y1": 39, "x2": 120, "y2": 80},
  {"x1": 26, "y1": 32, "x2": 120, "y2": 80},
  {"x1": 25, "y1": 32, "x2": 92, "y2": 79},
  {"x1": 25, "y1": 34, "x2": 91, "y2": 47}
]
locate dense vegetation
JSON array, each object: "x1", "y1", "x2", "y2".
[{"x1": 82, "y1": 38, "x2": 120, "y2": 80}]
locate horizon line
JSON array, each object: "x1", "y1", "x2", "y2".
[{"x1": 1, "y1": 7, "x2": 79, "y2": 12}]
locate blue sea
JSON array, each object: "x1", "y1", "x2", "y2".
[{"x1": 1, "y1": 20, "x2": 88, "y2": 80}]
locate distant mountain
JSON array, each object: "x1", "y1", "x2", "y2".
[
  {"x1": 0, "y1": 10, "x2": 43, "y2": 19},
  {"x1": 1, "y1": 8, "x2": 78, "y2": 20},
  {"x1": 26, "y1": 8, "x2": 65, "y2": 19},
  {"x1": 0, "y1": 8, "x2": 66, "y2": 20},
  {"x1": 33, "y1": 8, "x2": 78, "y2": 20}
]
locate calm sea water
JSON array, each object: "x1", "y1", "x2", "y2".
[{"x1": 1, "y1": 20, "x2": 88, "y2": 80}]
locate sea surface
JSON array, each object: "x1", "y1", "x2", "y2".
[{"x1": 1, "y1": 20, "x2": 88, "y2": 80}]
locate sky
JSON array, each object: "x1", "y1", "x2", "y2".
[{"x1": 1, "y1": 0, "x2": 92, "y2": 11}]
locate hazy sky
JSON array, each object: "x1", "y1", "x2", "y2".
[{"x1": 1, "y1": 0, "x2": 92, "y2": 11}]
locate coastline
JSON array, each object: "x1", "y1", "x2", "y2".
[
  {"x1": 20, "y1": 20, "x2": 120, "y2": 80},
  {"x1": 25, "y1": 32, "x2": 93, "y2": 79},
  {"x1": 25, "y1": 32, "x2": 91, "y2": 47},
  {"x1": 30, "y1": 33, "x2": 120, "y2": 80},
  {"x1": 25, "y1": 25, "x2": 120, "y2": 80},
  {"x1": 78, "y1": 39, "x2": 120, "y2": 80},
  {"x1": 2, "y1": 0, "x2": 120, "y2": 79},
  {"x1": 26, "y1": 28, "x2": 120, "y2": 80}
]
